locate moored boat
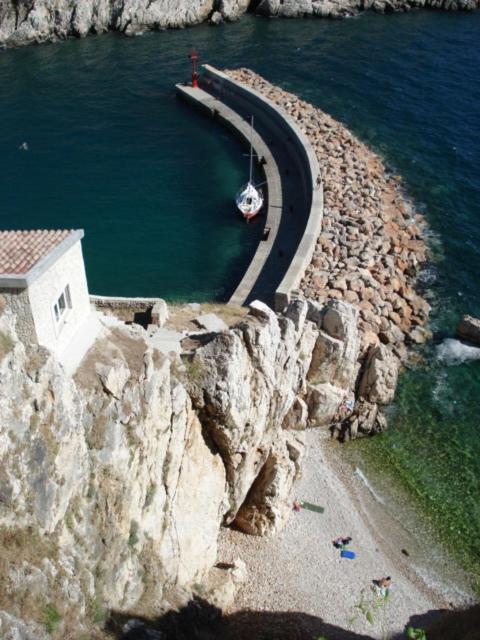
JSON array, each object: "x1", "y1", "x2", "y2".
[{"x1": 236, "y1": 116, "x2": 264, "y2": 220}]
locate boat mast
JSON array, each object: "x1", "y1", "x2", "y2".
[{"x1": 249, "y1": 116, "x2": 254, "y2": 185}]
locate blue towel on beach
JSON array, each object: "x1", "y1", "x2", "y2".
[{"x1": 340, "y1": 549, "x2": 356, "y2": 560}]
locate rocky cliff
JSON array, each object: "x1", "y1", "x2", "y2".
[
  {"x1": 254, "y1": 0, "x2": 478, "y2": 18},
  {"x1": 0, "y1": 291, "x2": 395, "y2": 639},
  {"x1": 0, "y1": 0, "x2": 478, "y2": 47}
]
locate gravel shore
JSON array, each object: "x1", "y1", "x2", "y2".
[{"x1": 218, "y1": 430, "x2": 474, "y2": 639}]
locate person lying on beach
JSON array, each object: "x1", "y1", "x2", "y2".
[
  {"x1": 332, "y1": 536, "x2": 352, "y2": 549},
  {"x1": 372, "y1": 576, "x2": 392, "y2": 596}
]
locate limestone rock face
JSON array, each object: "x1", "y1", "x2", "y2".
[
  {"x1": 307, "y1": 381, "x2": 346, "y2": 427},
  {"x1": 358, "y1": 343, "x2": 399, "y2": 405},
  {"x1": 219, "y1": 0, "x2": 251, "y2": 21},
  {"x1": 0, "y1": 293, "x2": 400, "y2": 637},
  {"x1": 233, "y1": 431, "x2": 305, "y2": 536},
  {"x1": 1, "y1": 0, "x2": 478, "y2": 46},
  {"x1": 0, "y1": 0, "x2": 216, "y2": 45},
  {"x1": 0, "y1": 309, "x2": 227, "y2": 638},
  {"x1": 306, "y1": 299, "x2": 360, "y2": 428},
  {"x1": 0, "y1": 297, "x2": 325, "y2": 636},
  {"x1": 192, "y1": 299, "x2": 317, "y2": 522},
  {"x1": 255, "y1": 0, "x2": 478, "y2": 17},
  {"x1": 308, "y1": 300, "x2": 360, "y2": 390}
]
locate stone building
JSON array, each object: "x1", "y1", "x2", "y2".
[{"x1": 0, "y1": 229, "x2": 99, "y2": 371}]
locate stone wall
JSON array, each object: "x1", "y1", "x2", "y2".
[{"x1": 0, "y1": 287, "x2": 36, "y2": 345}]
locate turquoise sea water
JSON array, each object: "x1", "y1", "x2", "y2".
[{"x1": 1, "y1": 12, "x2": 479, "y2": 582}]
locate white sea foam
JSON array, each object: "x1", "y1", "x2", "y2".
[
  {"x1": 432, "y1": 369, "x2": 449, "y2": 406},
  {"x1": 354, "y1": 467, "x2": 385, "y2": 505},
  {"x1": 435, "y1": 338, "x2": 480, "y2": 366}
]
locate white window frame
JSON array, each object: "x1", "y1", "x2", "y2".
[{"x1": 52, "y1": 284, "x2": 72, "y2": 335}]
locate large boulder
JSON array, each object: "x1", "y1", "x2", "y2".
[
  {"x1": 308, "y1": 299, "x2": 360, "y2": 391},
  {"x1": 339, "y1": 400, "x2": 388, "y2": 440},
  {"x1": 456, "y1": 315, "x2": 480, "y2": 347},
  {"x1": 358, "y1": 344, "x2": 399, "y2": 405},
  {"x1": 306, "y1": 382, "x2": 345, "y2": 427},
  {"x1": 233, "y1": 431, "x2": 305, "y2": 536},
  {"x1": 197, "y1": 558, "x2": 247, "y2": 609},
  {"x1": 322, "y1": 299, "x2": 359, "y2": 343}
]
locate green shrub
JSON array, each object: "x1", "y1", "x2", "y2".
[
  {"x1": 0, "y1": 331, "x2": 13, "y2": 361},
  {"x1": 87, "y1": 594, "x2": 107, "y2": 626},
  {"x1": 128, "y1": 520, "x2": 140, "y2": 547},
  {"x1": 43, "y1": 603, "x2": 62, "y2": 634},
  {"x1": 407, "y1": 627, "x2": 427, "y2": 640}
]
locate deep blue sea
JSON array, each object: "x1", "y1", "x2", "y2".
[{"x1": 1, "y1": 11, "x2": 479, "y2": 583}]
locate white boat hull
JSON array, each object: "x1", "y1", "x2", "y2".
[{"x1": 236, "y1": 182, "x2": 264, "y2": 220}]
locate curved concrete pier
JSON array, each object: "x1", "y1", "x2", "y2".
[
  {"x1": 175, "y1": 83, "x2": 283, "y2": 307},
  {"x1": 176, "y1": 65, "x2": 323, "y2": 311}
]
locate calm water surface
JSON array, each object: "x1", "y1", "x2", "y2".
[{"x1": 1, "y1": 11, "x2": 479, "y2": 582}]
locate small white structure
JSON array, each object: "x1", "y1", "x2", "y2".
[{"x1": 0, "y1": 229, "x2": 99, "y2": 372}]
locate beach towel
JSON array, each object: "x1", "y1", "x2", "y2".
[
  {"x1": 299, "y1": 500, "x2": 325, "y2": 514},
  {"x1": 340, "y1": 549, "x2": 356, "y2": 560}
]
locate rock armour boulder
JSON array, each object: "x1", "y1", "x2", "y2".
[{"x1": 457, "y1": 315, "x2": 480, "y2": 347}]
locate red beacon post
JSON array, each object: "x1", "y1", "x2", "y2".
[{"x1": 189, "y1": 49, "x2": 199, "y2": 88}]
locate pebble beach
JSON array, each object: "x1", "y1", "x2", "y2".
[{"x1": 218, "y1": 429, "x2": 474, "y2": 639}]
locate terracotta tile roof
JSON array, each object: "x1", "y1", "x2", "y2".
[{"x1": 0, "y1": 229, "x2": 74, "y2": 276}]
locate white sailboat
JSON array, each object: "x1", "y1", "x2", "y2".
[{"x1": 236, "y1": 116, "x2": 264, "y2": 220}]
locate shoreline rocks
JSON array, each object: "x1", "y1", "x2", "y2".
[{"x1": 0, "y1": 0, "x2": 478, "y2": 48}]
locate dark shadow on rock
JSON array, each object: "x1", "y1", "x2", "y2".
[
  {"x1": 132, "y1": 308, "x2": 152, "y2": 329},
  {"x1": 106, "y1": 597, "x2": 374, "y2": 640},
  {"x1": 395, "y1": 603, "x2": 480, "y2": 640}
]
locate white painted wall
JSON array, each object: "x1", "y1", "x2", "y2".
[{"x1": 27, "y1": 241, "x2": 91, "y2": 357}]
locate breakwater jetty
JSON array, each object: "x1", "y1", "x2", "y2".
[
  {"x1": 227, "y1": 69, "x2": 431, "y2": 366},
  {"x1": 176, "y1": 64, "x2": 324, "y2": 312}
]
